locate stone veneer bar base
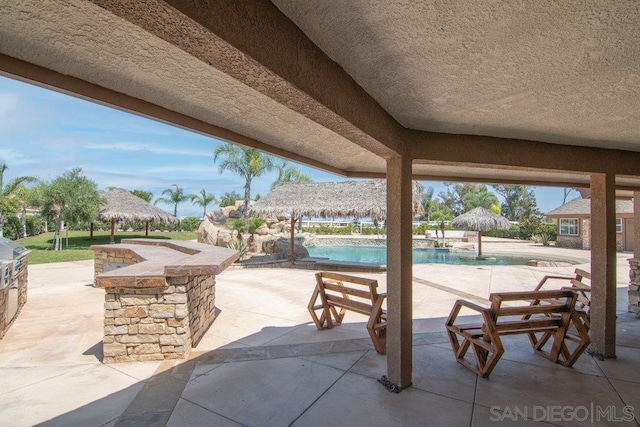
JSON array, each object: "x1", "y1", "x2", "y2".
[
  {"x1": 628, "y1": 258, "x2": 640, "y2": 314},
  {"x1": 92, "y1": 239, "x2": 238, "y2": 363},
  {"x1": 103, "y1": 274, "x2": 216, "y2": 363}
]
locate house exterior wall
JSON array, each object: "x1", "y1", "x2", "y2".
[{"x1": 553, "y1": 216, "x2": 630, "y2": 252}]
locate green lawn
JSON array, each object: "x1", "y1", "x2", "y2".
[{"x1": 17, "y1": 230, "x2": 197, "y2": 264}]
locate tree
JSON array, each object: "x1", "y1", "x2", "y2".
[
  {"x1": 190, "y1": 189, "x2": 217, "y2": 217},
  {"x1": 0, "y1": 162, "x2": 37, "y2": 238},
  {"x1": 154, "y1": 184, "x2": 192, "y2": 218},
  {"x1": 419, "y1": 186, "x2": 436, "y2": 221},
  {"x1": 130, "y1": 189, "x2": 153, "y2": 203},
  {"x1": 219, "y1": 191, "x2": 242, "y2": 208},
  {"x1": 492, "y1": 184, "x2": 540, "y2": 222},
  {"x1": 214, "y1": 143, "x2": 275, "y2": 217},
  {"x1": 271, "y1": 160, "x2": 311, "y2": 189},
  {"x1": 563, "y1": 188, "x2": 577, "y2": 204},
  {"x1": 438, "y1": 183, "x2": 499, "y2": 216},
  {"x1": 40, "y1": 168, "x2": 104, "y2": 250}
]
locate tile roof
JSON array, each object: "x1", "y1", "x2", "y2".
[{"x1": 546, "y1": 197, "x2": 633, "y2": 216}]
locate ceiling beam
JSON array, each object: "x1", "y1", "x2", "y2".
[
  {"x1": 0, "y1": 54, "x2": 347, "y2": 177},
  {"x1": 408, "y1": 131, "x2": 640, "y2": 177},
  {"x1": 90, "y1": 0, "x2": 406, "y2": 159}
]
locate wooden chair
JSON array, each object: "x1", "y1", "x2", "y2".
[
  {"x1": 308, "y1": 272, "x2": 387, "y2": 354},
  {"x1": 446, "y1": 289, "x2": 589, "y2": 377},
  {"x1": 526, "y1": 268, "x2": 591, "y2": 366}
]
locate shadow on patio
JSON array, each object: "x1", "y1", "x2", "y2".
[{"x1": 39, "y1": 313, "x2": 640, "y2": 426}]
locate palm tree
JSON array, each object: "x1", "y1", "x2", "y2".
[
  {"x1": 214, "y1": 143, "x2": 274, "y2": 217},
  {"x1": 190, "y1": 189, "x2": 217, "y2": 218},
  {"x1": 154, "y1": 184, "x2": 192, "y2": 218},
  {"x1": 271, "y1": 160, "x2": 311, "y2": 189},
  {"x1": 420, "y1": 186, "x2": 435, "y2": 222},
  {"x1": 0, "y1": 162, "x2": 37, "y2": 237}
]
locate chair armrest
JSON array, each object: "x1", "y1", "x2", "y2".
[
  {"x1": 534, "y1": 275, "x2": 575, "y2": 291},
  {"x1": 454, "y1": 299, "x2": 489, "y2": 313}
]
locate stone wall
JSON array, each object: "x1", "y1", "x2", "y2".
[
  {"x1": 103, "y1": 273, "x2": 216, "y2": 363},
  {"x1": 0, "y1": 286, "x2": 7, "y2": 339},
  {"x1": 93, "y1": 248, "x2": 143, "y2": 285},
  {"x1": 628, "y1": 259, "x2": 640, "y2": 314}
]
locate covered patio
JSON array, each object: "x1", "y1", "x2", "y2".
[
  {"x1": 0, "y1": 245, "x2": 638, "y2": 425},
  {"x1": 2, "y1": 0, "x2": 640, "y2": 410}
]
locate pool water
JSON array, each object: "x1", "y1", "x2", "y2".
[{"x1": 307, "y1": 245, "x2": 565, "y2": 266}]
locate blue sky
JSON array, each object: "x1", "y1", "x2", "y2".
[{"x1": 0, "y1": 76, "x2": 572, "y2": 218}]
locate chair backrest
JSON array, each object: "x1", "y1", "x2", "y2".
[
  {"x1": 488, "y1": 290, "x2": 578, "y2": 334},
  {"x1": 316, "y1": 272, "x2": 380, "y2": 316}
]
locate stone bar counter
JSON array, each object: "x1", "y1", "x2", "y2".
[{"x1": 91, "y1": 239, "x2": 238, "y2": 363}]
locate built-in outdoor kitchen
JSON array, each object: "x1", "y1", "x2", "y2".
[
  {"x1": 0, "y1": 237, "x2": 31, "y2": 339},
  {"x1": 92, "y1": 239, "x2": 238, "y2": 363}
]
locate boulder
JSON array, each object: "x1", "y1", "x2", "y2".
[
  {"x1": 525, "y1": 260, "x2": 573, "y2": 267},
  {"x1": 262, "y1": 238, "x2": 278, "y2": 254},
  {"x1": 228, "y1": 209, "x2": 242, "y2": 218},
  {"x1": 216, "y1": 231, "x2": 234, "y2": 248},
  {"x1": 197, "y1": 217, "x2": 221, "y2": 246},
  {"x1": 275, "y1": 240, "x2": 309, "y2": 259},
  {"x1": 265, "y1": 218, "x2": 279, "y2": 227},
  {"x1": 255, "y1": 224, "x2": 270, "y2": 236},
  {"x1": 220, "y1": 206, "x2": 235, "y2": 217}
]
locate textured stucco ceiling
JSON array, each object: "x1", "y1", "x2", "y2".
[
  {"x1": 273, "y1": 0, "x2": 640, "y2": 151},
  {"x1": 0, "y1": 0, "x2": 386, "y2": 175},
  {"x1": 1, "y1": 0, "x2": 639, "y2": 190}
]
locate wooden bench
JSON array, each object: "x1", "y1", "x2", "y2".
[
  {"x1": 445, "y1": 289, "x2": 590, "y2": 377},
  {"x1": 308, "y1": 272, "x2": 387, "y2": 354},
  {"x1": 526, "y1": 268, "x2": 591, "y2": 365}
]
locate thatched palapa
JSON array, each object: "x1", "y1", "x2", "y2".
[
  {"x1": 98, "y1": 188, "x2": 177, "y2": 242},
  {"x1": 250, "y1": 180, "x2": 423, "y2": 260},
  {"x1": 451, "y1": 207, "x2": 511, "y2": 257},
  {"x1": 250, "y1": 180, "x2": 422, "y2": 220}
]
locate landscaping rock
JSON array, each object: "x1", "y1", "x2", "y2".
[
  {"x1": 525, "y1": 260, "x2": 573, "y2": 267},
  {"x1": 275, "y1": 240, "x2": 309, "y2": 259},
  {"x1": 255, "y1": 224, "x2": 270, "y2": 236},
  {"x1": 197, "y1": 217, "x2": 220, "y2": 246}
]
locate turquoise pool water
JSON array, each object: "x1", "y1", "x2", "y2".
[{"x1": 307, "y1": 245, "x2": 567, "y2": 266}]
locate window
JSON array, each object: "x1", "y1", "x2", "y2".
[
  {"x1": 616, "y1": 218, "x2": 623, "y2": 233},
  {"x1": 559, "y1": 218, "x2": 579, "y2": 236}
]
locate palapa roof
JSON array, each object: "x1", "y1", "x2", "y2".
[
  {"x1": 98, "y1": 188, "x2": 178, "y2": 224},
  {"x1": 250, "y1": 180, "x2": 422, "y2": 219},
  {"x1": 546, "y1": 197, "x2": 633, "y2": 217},
  {"x1": 451, "y1": 207, "x2": 511, "y2": 232}
]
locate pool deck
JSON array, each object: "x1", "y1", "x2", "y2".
[{"x1": 0, "y1": 241, "x2": 637, "y2": 426}]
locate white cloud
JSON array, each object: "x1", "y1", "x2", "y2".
[{"x1": 84, "y1": 142, "x2": 208, "y2": 157}]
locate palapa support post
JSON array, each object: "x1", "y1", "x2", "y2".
[
  {"x1": 290, "y1": 212, "x2": 296, "y2": 261},
  {"x1": 145, "y1": 220, "x2": 150, "y2": 237},
  {"x1": 109, "y1": 219, "x2": 116, "y2": 244},
  {"x1": 477, "y1": 230, "x2": 482, "y2": 257}
]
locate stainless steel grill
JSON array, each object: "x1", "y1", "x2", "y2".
[{"x1": 0, "y1": 237, "x2": 30, "y2": 326}]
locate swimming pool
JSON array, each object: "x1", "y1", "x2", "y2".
[{"x1": 306, "y1": 245, "x2": 571, "y2": 266}]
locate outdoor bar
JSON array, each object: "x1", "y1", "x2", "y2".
[{"x1": 91, "y1": 239, "x2": 238, "y2": 362}]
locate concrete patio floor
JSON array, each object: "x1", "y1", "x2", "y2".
[{"x1": 1, "y1": 241, "x2": 639, "y2": 426}]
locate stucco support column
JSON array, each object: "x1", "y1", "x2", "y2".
[
  {"x1": 628, "y1": 193, "x2": 640, "y2": 314},
  {"x1": 589, "y1": 173, "x2": 617, "y2": 358},
  {"x1": 386, "y1": 156, "x2": 413, "y2": 388},
  {"x1": 634, "y1": 194, "x2": 640, "y2": 258}
]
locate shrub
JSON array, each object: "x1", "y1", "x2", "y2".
[
  {"x1": 227, "y1": 239, "x2": 249, "y2": 259},
  {"x1": 361, "y1": 226, "x2": 386, "y2": 235},
  {"x1": 2, "y1": 216, "x2": 22, "y2": 240},
  {"x1": 302, "y1": 224, "x2": 353, "y2": 235},
  {"x1": 247, "y1": 217, "x2": 266, "y2": 235},
  {"x1": 180, "y1": 217, "x2": 201, "y2": 232},
  {"x1": 26, "y1": 215, "x2": 45, "y2": 236}
]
